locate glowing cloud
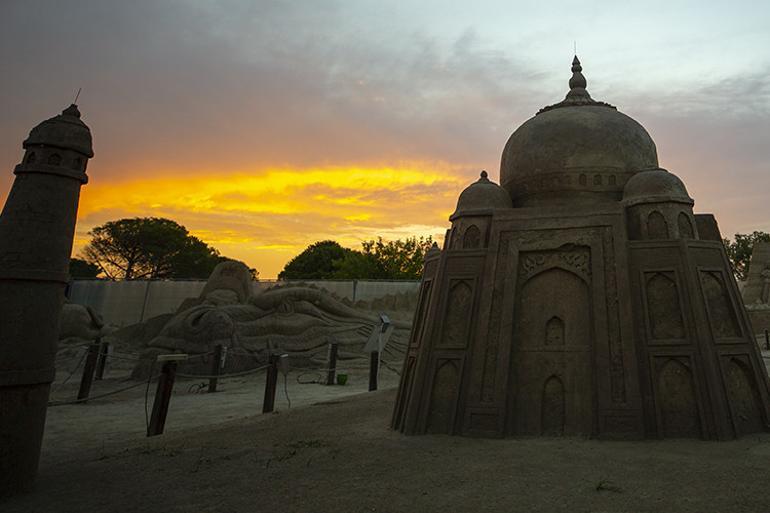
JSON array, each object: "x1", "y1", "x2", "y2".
[{"x1": 74, "y1": 163, "x2": 468, "y2": 278}]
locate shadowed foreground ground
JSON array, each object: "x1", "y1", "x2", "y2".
[{"x1": 5, "y1": 387, "x2": 770, "y2": 513}]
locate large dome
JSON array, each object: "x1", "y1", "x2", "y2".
[{"x1": 500, "y1": 57, "x2": 658, "y2": 207}]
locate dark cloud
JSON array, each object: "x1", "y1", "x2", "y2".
[
  {"x1": 1, "y1": 0, "x2": 768, "y2": 257},
  {"x1": 0, "y1": 1, "x2": 545, "y2": 185}
]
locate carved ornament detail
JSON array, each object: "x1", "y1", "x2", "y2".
[{"x1": 519, "y1": 246, "x2": 591, "y2": 283}]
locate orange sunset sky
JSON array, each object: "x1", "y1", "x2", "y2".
[{"x1": 2, "y1": 1, "x2": 769, "y2": 278}]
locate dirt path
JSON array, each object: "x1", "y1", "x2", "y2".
[{"x1": 6, "y1": 382, "x2": 770, "y2": 513}]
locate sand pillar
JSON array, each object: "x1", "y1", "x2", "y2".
[{"x1": 0, "y1": 104, "x2": 92, "y2": 496}]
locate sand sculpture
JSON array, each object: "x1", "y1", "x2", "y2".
[
  {"x1": 106, "y1": 261, "x2": 414, "y2": 374},
  {"x1": 0, "y1": 105, "x2": 93, "y2": 495},
  {"x1": 58, "y1": 302, "x2": 114, "y2": 342},
  {"x1": 392, "y1": 57, "x2": 770, "y2": 440}
]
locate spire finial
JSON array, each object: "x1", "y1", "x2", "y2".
[
  {"x1": 479, "y1": 170, "x2": 489, "y2": 181},
  {"x1": 567, "y1": 55, "x2": 589, "y2": 98},
  {"x1": 571, "y1": 55, "x2": 581, "y2": 73},
  {"x1": 536, "y1": 54, "x2": 615, "y2": 114},
  {"x1": 62, "y1": 104, "x2": 81, "y2": 118}
]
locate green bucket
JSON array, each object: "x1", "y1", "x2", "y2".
[{"x1": 336, "y1": 373, "x2": 348, "y2": 386}]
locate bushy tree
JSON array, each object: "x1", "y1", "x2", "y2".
[
  {"x1": 331, "y1": 251, "x2": 388, "y2": 280},
  {"x1": 278, "y1": 240, "x2": 353, "y2": 280},
  {"x1": 337, "y1": 236, "x2": 434, "y2": 279},
  {"x1": 81, "y1": 217, "x2": 255, "y2": 280},
  {"x1": 360, "y1": 236, "x2": 434, "y2": 279},
  {"x1": 723, "y1": 231, "x2": 770, "y2": 281},
  {"x1": 280, "y1": 237, "x2": 435, "y2": 281},
  {"x1": 69, "y1": 257, "x2": 100, "y2": 279}
]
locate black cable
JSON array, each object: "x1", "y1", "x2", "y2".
[
  {"x1": 48, "y1": 379, "x2": 154, "y2": 407},
  {"x1": 144, "y1": 361, "x2": 156, "y2": 434},
  {"x1": 51, "y1": 347, "x2": 88, "y2": 394},
  {"x1": 283, "y1": 371, "x2": 291, "y2": 408},
  {"x1": 296, "y1": 372, "x2": 322, "y2": 384}
]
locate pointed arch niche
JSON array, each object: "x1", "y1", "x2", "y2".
[
  {"x1": 644, "y1": 272, "x2": 686, "y2": 340},
  {"x1": 541, "y1": 375, "x2": 566, "y2": 435},
  {"x1": 700, "y1": 271, "x2": 741, "y2": 338},
  {"x1": 462, "y1": 224, "x2": 481, "y2": 249},
  {"x1": 426, "y1": 359, "x2": 460, "y2": 434},
  {"x1": 678, "y1": 212, "x2": 695, "y2": 239},
  {"x1": 440, "y1": 279, "x2": 474, "y2": 348},
  {"x1": 647, "y1": 211, "x2": 669, "y2": 239},
  {"x1": 656, "y1": 358, "x2": 700, "y2": 438},
  {"x1": 724, "y1": 357, "x2": 764, "y2": 436}
]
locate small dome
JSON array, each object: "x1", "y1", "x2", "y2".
[
  {"x1": 450, "y1": 170, "x2": 512, "y2": 220},
  {"x1": 622, "y1": 168, "x2": 693, "y2": 206},
  {"x1": 500, "y1": 57, "x2": 658, "y2": 207},
  {"x1": 24, "y1": 104, "x2": 94, "y2": 157}
]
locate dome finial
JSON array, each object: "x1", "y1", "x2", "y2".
[
  {"x1": 62, "y1": 104, "x2": 81, "y2": 118},
  {"x1": 536, "y1": 54, "x2": 615, "y2": 114},
  {"x1": 568, "y1": 55, "x2": 588, "y2": 95},
  {"x1": 479, "y1": 170, "x2": 489, "y2": 181}
]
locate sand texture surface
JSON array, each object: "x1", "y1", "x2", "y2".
[{"x1": 5, "y1": 376, "x2": 770, "y2": 513}]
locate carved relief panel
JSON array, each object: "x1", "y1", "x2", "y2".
[
  {"x1": 653, "y1": 357, "x2": 701, "y2": 438},
  {"x1": 721, "y1": 356, "x2": 765, "y2": 436},
  {"x1": 426, "y1": 359, "x2": 461, "y2": 434},
  {"x1": 408, "y1": 281, "x2": 433, "y2": 349},
  {"x1": 699, "y1": 270, "x2": 742, "y2": 339},
  {"x1": 437, "y1": 279, "x2": 475, "y2": 349},
  {"x1": 643, "y1": 271, "x2": 687, "y2": 343}
]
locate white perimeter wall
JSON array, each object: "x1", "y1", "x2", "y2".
[{"x1": 68, "y1": 279, "x2": 420, "y2": 327}]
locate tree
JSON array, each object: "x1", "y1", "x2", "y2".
[
  {"x1": 723, "y1": 231, "x2": 770, "y2": 281},
  {"x1": 278, "y1": 240, "x2": 352, "y2": 280},
  {"x1": 69, "y1": 257, "x2": 100, "y2": 279},
  {"x1": 81, "y1": 217, "x2": 255, "y2": 280},
  {"x1": 331, "y1": 251, "x2": 388, "y2": 280},
  {"x1": 333, "y1": 236, "x2": 434, "y2": 280},
  {"x1": 359, "y1": 236, "x2": 434, "y2": 279}
]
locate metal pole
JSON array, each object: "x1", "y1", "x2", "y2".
[
  {"x1": 208, "y1": 344, "x2": 223, "y2": 393},
  {"x1": 147, "y1": 360, "x2": 178, "y2": 437},
  {"x1": 369, "y1": 351, "x2": 379, "y2": 391},
  {"x1": 262, "y1": 354, "x2": 279, "y2": 413},
  {"x1": 94, "y1": 339, "x2": 109, "y2": 380},
  {"x1": 77, "y1": 342, "x2": 100, "y2": 401},
  {"x1": 138, "y1": 280, "x2": 152, "y2": 323},
  {"x1": 325, "y1": 342, "x2": 338, "y2": 386}
]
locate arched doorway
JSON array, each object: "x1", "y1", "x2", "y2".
[{"x1": 510, "y1": 266, "x2": 593, "y2": 435}]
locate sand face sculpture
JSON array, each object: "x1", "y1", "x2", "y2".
[{"x1": 392, "y1": 57, "x2": 770, "y2": 440}]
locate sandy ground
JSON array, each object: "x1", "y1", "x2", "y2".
[
  {"x1": 3, "y1": 353, "x2": 770, "y2": 512},
  {"x1": 43, "y1": 361, "x2": 399, "y2": 464}
]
